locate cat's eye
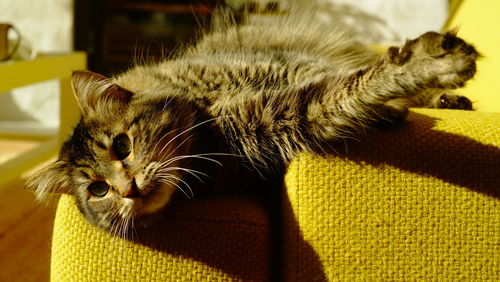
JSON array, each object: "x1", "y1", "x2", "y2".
[
  {"x1": 113, "y1": 133, "x2": 131, "y2": 160},
  {"x1": 88, "y1": 182, "x2": 110, "y2": 197}
]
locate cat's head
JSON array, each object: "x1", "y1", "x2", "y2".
[{"x1": 25, "y1": 70, "x2": 196, "y2": 233}]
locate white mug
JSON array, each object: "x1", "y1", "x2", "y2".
[
  {"x1": 0, "y1": 23, "x2": 20, "y2": 61},
  {"x1": 0, "y1": 23, "x2": 36, "y2": 61}
]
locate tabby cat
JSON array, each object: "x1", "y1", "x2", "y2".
[{"x1": 25, "y1": 6, "x2": 478, "y2": 234}]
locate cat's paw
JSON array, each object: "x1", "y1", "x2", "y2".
[
  {"x1": 387, "y1": 31, "x2": 479, "y2": 89},
  {"x1": 434, "y1": 92, "x2": 473, "y2": 110}
]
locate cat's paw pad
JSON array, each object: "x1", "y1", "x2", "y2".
[{"x1": 388, "y1": 31, "x2": 479, "y2": 89}]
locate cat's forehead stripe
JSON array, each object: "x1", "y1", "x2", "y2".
[
  {"x1": 79, "y1": 170, "x2": 90, "y2": 179},
  {"x1": 74, "y1": 162, "x2": 92, "y2": 169},
  {"x1": 95, "y1": 141, "x2": 107, "y2": 150},
  {"x1": 103, "y1": 129, "x2": 113, "y2": 137},
  {"x1": 129, "y1": 115, "x2": 144, "y2": 129}
]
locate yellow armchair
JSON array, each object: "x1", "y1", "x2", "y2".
[
  {"x1": 282, "y1": 109, "x2": 499, "y2": 280},
  {"x1": 52, "y1": 195, "x2": 271, "y2": 281},
  {"x1": 50, "y1": 1, "x2": 500, "y2": 280}
]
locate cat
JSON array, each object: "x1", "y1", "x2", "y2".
[{"x1": 25, "y1": 5, "x2": 478, "y2": 235}]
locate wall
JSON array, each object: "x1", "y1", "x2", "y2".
[{"x1": 0, "y1": 0, "x2": 73, "y2": 135}]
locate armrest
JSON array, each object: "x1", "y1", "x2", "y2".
[
  {"x1": 51, "y1": 193, "x2": 271, "y2": 280},
  {"x1": 283, "y1": 109, "x2": 499, "y2": 280}
]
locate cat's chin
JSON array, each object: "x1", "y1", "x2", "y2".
[{"x1": 134, "y1": 182, "x2": 176, "y2": 216}]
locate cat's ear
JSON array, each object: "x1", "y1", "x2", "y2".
[
  {"x1": 24, "y1": 161, "x2": 73, "y2": 204},
  {"x1": 71, "y1": 70, "x2": 133, "y2": 113}
]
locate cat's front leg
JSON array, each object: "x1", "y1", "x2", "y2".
[
  {"x1": 386, "y1": 30, "x2": 479, "y2": 90},
  {"x1": 369, "y1": 31, "x2": 479, "y2": 127},
  {"x1": 312, "y1": 32, "x2": 479, "y2": 133}
]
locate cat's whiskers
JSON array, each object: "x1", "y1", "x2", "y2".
[
  {"x1": 154, "y1": 117, "x2": 220, "y2": 159},
  {"x1": 120, "y1": 202, "x2": 138, "y2": 242},
  {"x1": 158, "y1": 133, "x2": 194, "y2": 162},
  {"x1": 158, "y1": 153, "x2": 226, "y2": 168},
  {"x1": 118, "y1": 216, "x2": 130, "y2": 240},
  {"x1": 157, "y1": 173, "x2": 194, "y2": 197},
  {"x1": 112, "y1": 214, "x2": 123, "y2": 239},
  {"x1": 153, "y1": 152, "x2": 243, "y2": 198},
  {"x1": 130, "y1": 217, "x2": 138, "y2": 241},
  {"x1": 109, "y1": 211, "x2": 121, "y2": 239},
  {"x1": 149, "y1": 128, "x2": 181, "y2": 160},
  {"x1": 122, "y1": 216, "x2": 130, "y2": 241},
  {"x1": 105, "y1": 204, "x2": 136, "y2": 242},
  {"x1": 153, "y1": 116, "x2": 235, "y2": 163},
  {"x1": 158, "y1": 166, "x2": 208, "y2": 183},
  {"x1": 117, "y1": 217, "x2": 125, "y2": 240},
  {"x1": 155, "y1": 174, "x2": 193, "y2": 199},
  {"x1": 153, "y1": 151, "x2": 242, "y2": 199},
  {"x1": 161, "y1": 97, "x2": 174, "y2": 111}
]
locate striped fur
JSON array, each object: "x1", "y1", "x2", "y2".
[{"x1": 25, "y1": 6, "x2": 478, "y2": 233}]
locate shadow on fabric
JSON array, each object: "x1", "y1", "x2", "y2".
[
  {"x1": 125, "y1": 111, "x2": 497, "y2": 280},
  {"x1": 334, "y1": 111, "x2": 499, "y2": 198}
]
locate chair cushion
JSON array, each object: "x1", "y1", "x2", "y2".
[
  {"x1": 282, "y1": 109, "x2": 500, "y2": 280},
  {"x1": 51, "y1": 194, "x2": 271, "y2": 281}
]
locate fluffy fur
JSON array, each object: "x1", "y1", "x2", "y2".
[{"x1": 25, "y1": 6, "x2": 478, "y2": 235}]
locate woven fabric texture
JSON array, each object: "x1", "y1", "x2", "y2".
[
  {"x1": 51, "y1": 194, "x2": 270, "y2": 281},
  {"x1": 283, "y1": 109, "x2": 500, "y2": 280}
]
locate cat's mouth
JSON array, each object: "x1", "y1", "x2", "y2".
[{"x1": 124, "y1": 181, "x2": 176, "y2": 217}]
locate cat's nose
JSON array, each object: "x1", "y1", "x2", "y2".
[{"x1": 122, "y1": 179, "x2": 140, "y2": 198}]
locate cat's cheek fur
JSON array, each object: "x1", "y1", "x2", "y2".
[
  {"x1": 119, "y1": 198, "x2": 135, "y2": 218},
  {"x1": 24, "y1": 161, "x2": 73, "y2": 204},
  {"x1": 136, "y1": 183, "x2": 176, "y2": 215}
]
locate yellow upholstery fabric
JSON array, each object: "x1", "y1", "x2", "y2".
[
  {"x1": 283, "y1": 109, "x2": 499, "y2": 280},
  {"x1": 51, "y1": 3, "x2": 500, "y2": 279},
  {"x1": 445, "y1": 0, "x2": 500, "y2": 112},
  {"x1": 51, "y1": 194, "x2": 270, "y2": 281}
]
